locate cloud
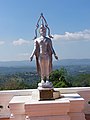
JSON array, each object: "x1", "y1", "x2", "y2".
[
  {"x1": 13, "y1": 38, "x2": 30, "y2": 46},
  {"x1": 53, "y1": 29, "x2": 90, "y2": 41},
  {"x1": 0, "y1": 41, "x2": 5, "y2": 45}
]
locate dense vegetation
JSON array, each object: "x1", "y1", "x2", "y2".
[
  {"x1": 0, "y1": 72, "x2": 40, "y2": 90},
  {"x1": 0, "y1": 66, "x2": 90, "y2": 90},
  {"x1": 71, "y1": 74, "x2": 90, "y2": 87},
  {"x1": 50, "y1": 68, "x2": 90, "y2": 87}
]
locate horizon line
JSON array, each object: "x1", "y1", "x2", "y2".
[{"x1": 0, "y1": 58, "x2": 90, "y2": 62}]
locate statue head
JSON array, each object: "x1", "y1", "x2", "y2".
[{"x1": 39, "y1": 24, "x2": 46, "y2": 37}]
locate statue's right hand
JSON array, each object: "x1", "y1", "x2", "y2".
[
  {"x1": 55, "y1": 55, "x2": 58, "y2": 60},
  {"x1": 30, "y1": 56, "x2": 33, "y2": 62}
]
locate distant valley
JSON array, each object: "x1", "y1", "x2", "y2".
[
  {"x1": 0, "y1": 59, "x2": 90, "y2": 67},
  {"x1": 0, "y1": 59, "x2": 90, "y2": 90},
  {"x1": 0, "y1": 59, "x2": 90, "y2": 75}
]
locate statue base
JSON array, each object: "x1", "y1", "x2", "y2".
[
  {"x1": 36, "y1": 81, "x2": 60, "y2": 100},
  {"x1": 32, "y1": 88, "x2": 61, "y2": 101}
]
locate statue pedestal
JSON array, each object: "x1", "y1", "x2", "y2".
[
  {"x1": 37, "y1": 81, "x2": 60, "y2": 100},
  {"x1": 32, "y1": 88, "x2": 60, "y2": 101}
]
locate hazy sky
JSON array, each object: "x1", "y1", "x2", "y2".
[{"x1": 0, "y1": 0, "x2": 90, "y2": 61}]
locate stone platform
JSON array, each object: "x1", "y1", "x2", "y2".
[
  {"x1": 25, "y1": 93, "x2": 86, "y2": 120},
  {"x1": 9, "y1": 93, "x2": 86, "y2": 120}
]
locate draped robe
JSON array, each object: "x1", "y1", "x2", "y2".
[{"x1": 31, "y1": 36, "x2": 56, "y2": 80}]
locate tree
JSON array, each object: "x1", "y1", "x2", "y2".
[{"x1": 49, "y1": 67, "x2": 72, "y2": 88}]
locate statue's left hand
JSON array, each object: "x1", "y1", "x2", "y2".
[{"x1": 30, "y1": 56, "x2": 33, "y2": 62}]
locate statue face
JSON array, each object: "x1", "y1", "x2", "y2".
[{"x1": 39, "y1": 26, "x2": 46, "y2": 37}]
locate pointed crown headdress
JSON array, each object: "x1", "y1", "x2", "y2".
[{"x1": 34, "y1": 13, "x2": 53, "y2": 39}]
